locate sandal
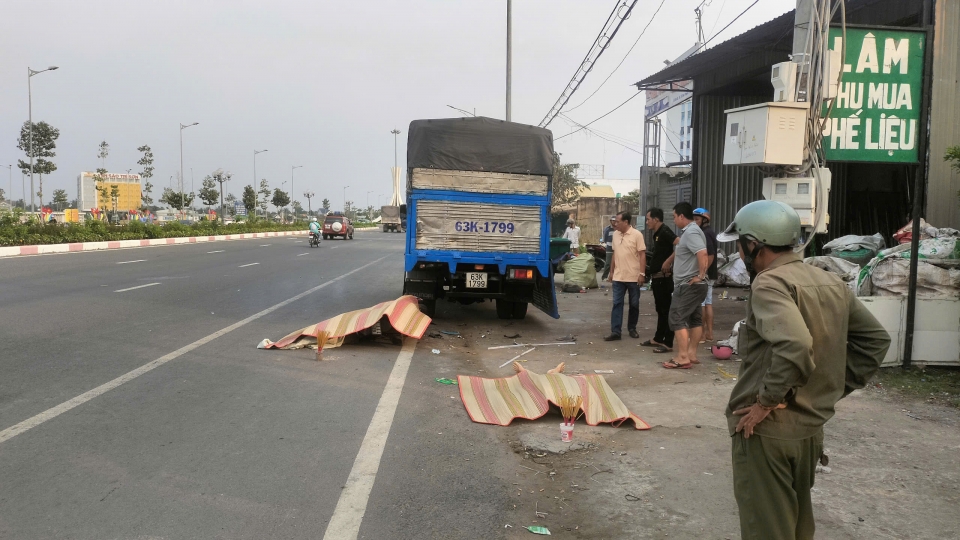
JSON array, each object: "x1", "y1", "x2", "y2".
[
  {"x1": 662, "y1": 360, "x2": 693, "y2": 369},
  {"x1": 641, "y1": 340, "x2": 661, "y2": 347},
  {"x1": 653, "y1": 347, "x2": 672, "y2": 353}
]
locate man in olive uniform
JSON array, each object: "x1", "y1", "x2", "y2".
[{"x1": 719, "y1": 200, "x2": 890, "y2": 540}]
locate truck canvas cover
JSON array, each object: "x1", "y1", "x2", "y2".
[{"x1": 407, "y1": 117, "x2": 554, "y2": 177}]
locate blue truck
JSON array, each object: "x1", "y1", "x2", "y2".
[{"x1": 402, "y1": 117, "x2": 559, "y2": 320}]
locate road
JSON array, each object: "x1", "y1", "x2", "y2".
[{"x1": 0, "y1": 233, "x2": 519, "y2": 539}]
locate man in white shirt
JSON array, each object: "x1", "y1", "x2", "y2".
[{"x1": 562, "y1": 218, "x2": 581, "y2": 255}]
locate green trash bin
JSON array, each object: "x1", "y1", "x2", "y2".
[{"x1": 550, "y1": 237, "x2": 572, "y2": 260}]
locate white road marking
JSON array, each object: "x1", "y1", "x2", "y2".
[
  {"x1": 0, "y1": 255, "x2": 390, "y2": 445},
  {"x1": 260, "y1": 244, "x2": 271, "y2": 247},
  {"x1": 297, "y1": 253, "x2": 309, "y2": 257},
  {"x1": 323, "y1": 338, "x2": 417, "y2": 540},
  {"x1": 116, "y1": 259, "x2": 146, "y2": 265},
  {"x1": 207, "y1": 250, "x2": 224, "y2": 254},
  {"x1": 238, "y1": 262, "x2": 260, "y2": 268},
  {"x1": 114, "y1": 282, "x2": 161, "y2": 293},
  {"x1": 329, "y1": 246, "x2": 339, "y2": 249}
]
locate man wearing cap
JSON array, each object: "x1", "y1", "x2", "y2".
[
  {"x1": 693, "y1": 208, "x2": 718, "y2": 342},
  {"x1": 719, "y1": 200, "x2": 890, "y2": 540},
  {"x1": 562, "y1": 217, "x2": 581, "y2": 256},
  {"x1": 600, "y1": 216, "x2": 616, "y2": 280}
]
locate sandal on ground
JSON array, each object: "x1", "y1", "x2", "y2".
[
  {"x1": 641, "y1": 340, "x2": 662, "y2": 347},
  {"x1": 653, "y1": 346, "x2": 672, "y2": 353},
  {"x1": 662, "y1": 360, "x2": 693, "y2": 369},
  {"x1": 690, "y1": 358, "x2": 701, "y2": 364}
]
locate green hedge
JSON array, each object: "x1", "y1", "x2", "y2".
[{"x1": 0, "y1": 215, "x2": 307, "y2": 246}]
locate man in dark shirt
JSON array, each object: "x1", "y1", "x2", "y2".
[
  {"x1": 694, "y1": 208, "x2": 718, "y2": 341},
  {"x1": 643, "y1": 208, "x2": 676, "y2": 351},
  {"x1": 600, "y1": 216, "x2": 615, "y2": 280}
]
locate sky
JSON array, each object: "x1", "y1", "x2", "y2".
[{"x1": 0, "y1": 0, "x2": 795, "y2": 211}]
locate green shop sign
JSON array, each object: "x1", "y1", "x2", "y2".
[{"x1": 823, "y1": 27, "x2": 925, "y2": 163}]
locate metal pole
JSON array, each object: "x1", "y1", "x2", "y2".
[
  {"x1": 253, "y1": 149, "x2": 267, "y2": 219},
  {"x1": 902, "y1": 16, "x2": 935, "y2": 369},
  {"x1": 7, "y1": 165, "x2": 11, "y2": 207},
  {"x1": 292, "y1": 165, "x2": 303, "y2": 218},
  {"x1": 28, "y1": 68, "x2": 33, "y2": 213},
  {"x1": 179, "y1": 127, "x2": 184, "y2": 220},
  {"x1": 506, "y1": 0, "x2": 512, "y2": 122}
]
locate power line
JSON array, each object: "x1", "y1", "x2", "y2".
[
  {"x1": 566, "y1": 0, "x2": 668, "y2": 113},
  {"x1": 558, "y1": 114, "x2": 642, "y2": 154},
  {"x1": 554, "y1": 91, "x2": 643, "y2": 140},
  {"x1": 539, "y1": 0, "x2": 639, "y2": 128}
]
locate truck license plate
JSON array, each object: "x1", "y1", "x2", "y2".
[{"x1": 466, "y1": 272, "x2": 487, "y2": 288}]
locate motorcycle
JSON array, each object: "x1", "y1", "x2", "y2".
[
  {"x1": 583, "y1": 243, "x2": 607, "y2": 272},
  {"x1": 309, "y1": 232, "x2": 321, "y2": 248}
]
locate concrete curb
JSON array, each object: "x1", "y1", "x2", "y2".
[{"x1": 0, "y1": 230, "x2": 309, "y2": 258}]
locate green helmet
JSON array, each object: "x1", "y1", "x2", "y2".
[{"x1": 717, "y1": 200, "x2": 801, "y2": 247}]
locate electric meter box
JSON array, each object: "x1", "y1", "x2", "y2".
[
  {"x1": 762, "y1": 168, "x2": 832, "y2": 234},
  {"x1": 771, "y1": 61, "x2": 798, "y2": 102},
  {"x1": 723, "y1": 102, "x2": 809, "y2": 166}
]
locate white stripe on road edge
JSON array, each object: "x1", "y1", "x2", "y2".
[
  {"x1": 323, "y1": 338, "x2": 417, "y2": 540},
  {"x1": 0, "y1": 255, "x2": 390, "y2": 445},
  {"x1": 238, "y1": 262, "x2": 260, "y2": 268},
  {"x1": 116, "y1": 259, "x2": 146, "y2": 265},
  {"x1": 207, "y1": 250, "x2": 224, "y2": 254},
  {"x1": 297, "y1": 253, "x2": 309, "y2": 257},
  {"x1": 114, "y1": 282, "x2": 161, "y2": 293}
]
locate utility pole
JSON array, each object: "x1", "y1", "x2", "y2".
[
  {"x1": 291, "y1": 165, "x2": 303, "y2": 217},
  {"x1": 179, "y1": 122, "x2": 198, "y2": 220},
  {"x1": 506, "y1": 0, "x2": 512, "y2": 121}
]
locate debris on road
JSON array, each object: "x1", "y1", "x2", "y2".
[
  {"x1": 499, "y1": 347, "x2": 536, "y2": 368},
  {"x1": 440, "y1": 330, "x2": 460, "y2": 336},
  {"x1": 504, "y1": 333, "x2": 522, "y2": 339},
  {"x1": 594, "y1": 369, "x2": 614, "y2": 374},
  {"x1": 435, "y1": 378, "x2": 457, "y2": 385},
  {"x1": 432, "y1": 349, "x2": 441, "y2": 355},
  {"x1": 488, "y1": 342, "x2": 577, "y2": 350}
]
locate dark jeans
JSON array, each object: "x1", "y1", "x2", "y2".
[
  {"x1": 651, "y1": 277, "x2": 674, "y2": 348},
  {"x1": 610, "y1": 281, "x2": 640, "y2": 336},
  {"x1": 601, "y1": 251, "x2": 613, "y2": 280}
]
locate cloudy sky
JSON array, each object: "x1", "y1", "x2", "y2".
[{"x1": 1, "y1": 0, "x2": 794, "y2": 211}]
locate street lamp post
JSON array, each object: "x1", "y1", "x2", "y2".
[
  {"x1": 304, "y1": 191, "x2": 315, "y2": 217},
  {"x1": 253, "y1": 149, "x2": 267, "y2": 218},
  {"x1": 7, "y1": 165, "x2": 11, "y2": 207},
  {"x1": 281, "y1": 181, "x2": 288, "y2": 222},
  {"x1": 343, "y1": 185, "x2": 350, "y2": 215},
  {"x1": 366, "y1": 190, "x2": 374, "y2": 212},
  {"x1": 179, "y1": 122, "x2": 198, "y2": 220},
  {"x1": 446, "y1": 105, "x2": 476, "y2": 117},
  {"x1": 27, "y1": 65, "x2": 58, "y2": 213},
  {"x1": 215, "y1": 171, "x2": 230, "y2": 224},
  {"x1": 291, "y1": 165, "x2": 303, "y2": 218}
]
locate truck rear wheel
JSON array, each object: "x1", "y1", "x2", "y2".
[
  {"x1": 496, "y1": 299, "x2": 514, "y2": 319},
  {"x1": 418, "y1": 298, "x2": 436, "y2": 317},
  {"x1": 511, "y1": 301, "x2": 528, "y2": 320}
]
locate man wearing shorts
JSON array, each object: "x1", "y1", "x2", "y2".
[
  {"x1": 662, "y1": 202, "x2": 709, "y2": 369},
  {"x1": 694, "y1": 208, "x2": 718, "y2": 342}
]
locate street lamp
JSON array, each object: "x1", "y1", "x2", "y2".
[
  {"x1": 366, "y1": 190, "x2": 374, "y2": 210},
  {"x1": 343, "y1": 185, "x2": 349, "y2": 214},
  {"x1": 215, "y1": 171, "x2": 231, "y2": 224},
  {"x1": 291, "y1": 165, "x2": 303, "y2": 216},
  {"x1": 179, "y1": 122, "x2": 198, "y2": 220},
  {"x1": 304, "y1": 191, "x2": 315, "y2": 217},
  {"x1": 253, "y1": 149, "x2": 267, "y2": 218},
  {"x1": 6, "y1": 165, "x2": 11, "y2": 208},
  {"x1": 281, "y1": 181, "x2": 288, "y2": 222},
  {"x1": 27, "y1": 65, "x2": 58, "y2": 213}
]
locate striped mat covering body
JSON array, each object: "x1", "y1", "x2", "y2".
[
  {"x1": 260, "y1": 295, "x2": 431, "y2": 349},
  {"x1": 458, "y1": 370, "x2": 650, "y2": 430}
]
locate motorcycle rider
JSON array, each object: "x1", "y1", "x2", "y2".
[{"x1": 308, "y1": 216, "x2": 322, "y2": 244}]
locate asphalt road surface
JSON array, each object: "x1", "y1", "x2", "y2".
[{"x1": 0, "y1": 232, "x2": 522, "y2": 539}]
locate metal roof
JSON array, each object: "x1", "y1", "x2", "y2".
[{"x1": 633, "y1": 10, "x2": 795, "y2": 88}]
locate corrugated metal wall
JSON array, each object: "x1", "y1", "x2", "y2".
[
  {"x1": 926, "y1": 0, "x2": 960, "y2": 229},
  {"x1": 692, "y1": 95, "x2": 769, "y2": 236}
]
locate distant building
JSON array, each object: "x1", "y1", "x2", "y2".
[{"x1": 77, "y1": 172, "x2": 142, "y2": 212}]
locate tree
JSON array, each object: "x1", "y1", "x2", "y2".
[
  {"x1": 551, "y1": 151, "x2": 586, "y2": 211},
  {"x1": 198, "y1": 175, "x2": 219, "y2": 209},
  {"x1": 52, "y1": 189, "x2": 68, "y2": 210},
  {"x1": 16, "y1": 120, "x2": 60, "y2": 209},
  {"x1": 225, "y1": 193, "x2": 238, "y2": 216},
  {"x1": 0, "y1": 188, "x2": 5, "y2": 203},
  {"x1": 291, "y1": 200, "x2": 304, "y2": 220},
  {"x1": 160, "y1": 187, "x2": 194, "y2": 211},
  {"x1": 620, "y1": 189, "x2": 640, "y2": 213},
  {"x1": 272, "y1": 188, "x2": 291, "y2": 218},
  {"x1": 137, "y1": 144, "x2": 155, "y2": 208},
  {"x1": 242, "y1": 185, "x2": 257, "y2": 215},
  {"x1": 258, "y1": 179, "x2": 270, "y2": 216},
  {"x1": 321, "y1": 198, "x2": 331, "y2": 212}
]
